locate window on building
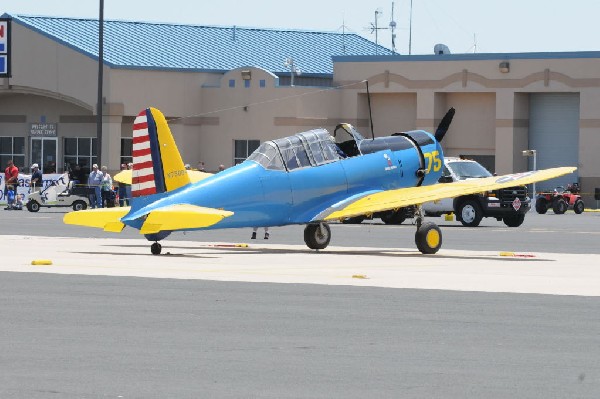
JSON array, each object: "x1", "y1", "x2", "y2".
[
  {"x1": 244, "y1": 80, "x2": 251, "y2": 88},
  {"x1": 121, "y1": 138, "x2": 132, "y2": 165},
  {"x1": 0, "y1": 136, "x2": 25, "y2": 170},
  {"x1": 234, "y1": 139, "x2": 260, "y2": 165},
  {"x1": 229, "y1": 79, "x2": 235, "y2": 88},
  {"x1": 63, "y1": 137, "x2": 97, "y2": 175},
  {"x1": 260, "y1": 79, "x2": 266, "y2": 88}
]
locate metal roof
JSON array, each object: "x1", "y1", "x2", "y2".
[{"x1": 4, "y1": 14, "x2": 394, "y2": 76}]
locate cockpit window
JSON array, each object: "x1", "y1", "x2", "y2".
[
  {"x1": 247, "y1": 142, "x2": 285, "y2": 170},
  {"x1": 248, "y1": 128, "x2": 344, "y2": 171}
]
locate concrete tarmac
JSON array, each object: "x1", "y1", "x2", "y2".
[{"x1": 3, "y1": 234, "x2": 600, "y2": 296}]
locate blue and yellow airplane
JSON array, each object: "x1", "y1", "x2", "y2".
[{"x1": 64, "y1": 107, "x2": 575, "y2": 255}]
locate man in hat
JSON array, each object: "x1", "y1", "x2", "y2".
[{"x1": 30, "y1": 163, "x2": 43, "y2": 193}]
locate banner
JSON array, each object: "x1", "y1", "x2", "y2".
[{"x1": 0, "y1": 173, "x2": 70, "y2": 204}]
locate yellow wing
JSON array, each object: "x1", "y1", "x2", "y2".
[
  {"x1": 324, "y1": 167, "x2": 576, "y2": 221},
  {"x1": 113, "y1": 169, "x2": 212, "y2": 185},
  {"x1": 64, "y1": 204, "x2": 233, "y2": 233}
]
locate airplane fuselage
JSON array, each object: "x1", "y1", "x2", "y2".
[{"x1": 124, "y1": 130, "x2": 444, "y2": 234}]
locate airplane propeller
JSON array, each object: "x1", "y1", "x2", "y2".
[{"x1": 434, "y1": 107, "x2": 455, "y2": 143}]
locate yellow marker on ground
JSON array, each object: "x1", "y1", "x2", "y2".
[
  {"x1": 352, "y1": 274, "x2": 368, "y2": 279},
  {"x1": 31, "y1": 260, "x2": 53, "y2": 266}
]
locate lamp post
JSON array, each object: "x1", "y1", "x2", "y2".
[{"x1": 522, "y1": 149, "x2": 537, "y2": 198}]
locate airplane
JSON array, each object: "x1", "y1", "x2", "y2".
[{"x1": 64, "y1": 107, "x2": 575, "y2": 255}]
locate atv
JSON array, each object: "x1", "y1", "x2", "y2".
[{"x1": 535, "y1": 183, "x2": 584, "y2": 214}]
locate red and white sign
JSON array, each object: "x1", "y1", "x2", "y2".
[{"x1": 512, "y1": 197, "x2": 522, "y2": 211}]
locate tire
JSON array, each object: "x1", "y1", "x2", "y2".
[
  {"x1": 535, "y1": 198, "x2": 548, "y2": 214},
  {"x1": 72, "y1": 200, "x2": 87, "y2": 211},
  {"x1": 304, "y1": 223, "x2": 331, "y2": 250},
  {"x1": 415, "y1": 222, "x2": 442, "y2": 254},
  {"x1": 26, "y1": 200, "x2": 40, "y2": 212},
  {"x1": 151, "y1": 242, "x2": 162, "y2": 255},
  {"x1": 341, "y1": 216, "x2": 365, "y2": 224},
  {"x1": 457, "y1": 200, "x2": 483, "y2": 227},
  {"x1": 573, "y1": 199, "x2": 584, "y2": 214},
  {"x1": 380, "y1": 209, "x2": 407, "y2": 225},
  {"x1": 503, "y1": 214, "x2": 525, "y2": 227},
  {"x1": 552, "y1": 198, "x2": 568, "y2": 214}
]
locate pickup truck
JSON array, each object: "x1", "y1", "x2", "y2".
[
  {"x1": 422, "y1": 157, "x2": 530, "y2": 227},
  {"x1": 341, "y1": 157, "x2": 530, "y2": 227}
]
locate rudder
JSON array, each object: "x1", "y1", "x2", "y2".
[{"x1": 131, "y1": 107, "x2": 191, "y2": 198}]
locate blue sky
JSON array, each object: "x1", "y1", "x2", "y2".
[{"x1": 3, "y1": 0, "x2": 598, "y2": 55}]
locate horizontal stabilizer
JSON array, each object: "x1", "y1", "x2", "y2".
[
  {"x1": 139, "y1": 204, "x2": 234, "y2": 234},
  {"x1": 324, "y1": 166, "x2": 577, "y2": 221},
  {"x1": 63, "y1": 207, "x2": 131, "y2": 232}
]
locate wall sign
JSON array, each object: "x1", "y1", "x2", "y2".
[
  {"x1": 0, "y1": 18, "x2": 10, "y2": 77},
  {"x1": 30, "y1": 123, "x2": 58, "y2": 137}
]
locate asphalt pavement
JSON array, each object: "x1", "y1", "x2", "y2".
[{"x1": 1, "y1": 208, "x2": 600, "y2": 398}]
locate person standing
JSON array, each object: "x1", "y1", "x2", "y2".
[
  {"x1": 4, "y1": 160, "x2": 19, "y2": 210},
  {"x1": 251, "y1": 226, "x2": 269, "y2": 240},
  {"x1": 117, "y1": 163, "x2": 130, "y2": 207},
  {"x1": 100, "y1": 166, "x2": 113, "y2": 208},
  {"x1": 87, "y1": 164, "x2": 103, "y2": 208},
  {"x1": 30, "y1": 163, "x2": 43, "y2": 193}
]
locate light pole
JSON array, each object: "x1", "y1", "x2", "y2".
[{"x1": 522, "y1": 149, "x2": 537, "y2": 198}]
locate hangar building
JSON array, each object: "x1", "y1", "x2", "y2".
[{"x1": 1, "y1": 14, "x2": 600, "y2": 205}]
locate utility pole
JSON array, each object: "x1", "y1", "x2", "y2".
[{"x1": 96, "y1": 0, "x2": 104, "y2": 166}]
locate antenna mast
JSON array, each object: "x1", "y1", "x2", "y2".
[
  {"x1": 409, "y1": 0, "x2": 413, "y2": 55},
  {"x1": 389, "y1": 1, "x2": 397, "y2": 53}
]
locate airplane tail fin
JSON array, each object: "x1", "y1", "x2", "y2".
[{"x1": 131, "y1": 107, "x2": 191, "y2": 199}]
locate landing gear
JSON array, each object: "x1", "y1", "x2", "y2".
[
  {"x1": 304, "y1": 223, "x2": 331, "y2": 250},
  {"x1": 151, "y1": 242, "x2": 162, "y2": 255},
  {"x1": 414, "y1": 206, "x2": 442, "y2": 254}
]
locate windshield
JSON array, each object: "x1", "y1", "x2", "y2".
[{"x1": 447, "y1": 161, "x2": 492, "y2": 180}]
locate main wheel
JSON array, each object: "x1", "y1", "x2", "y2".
[
  {"x1": 457, "y1": 200, "x2": 483, "y2": 227},
  {"x1": 341, "y1": 216, "x2": 365, "y2": 224},
  {"x1": 573, "y1": 199, "x2": 584, "y2": 214},
  {"x1": 151, "y1": 242, "x2": 162, "y2": 255},
  {"x1": 304, "y1": 223, "x2": 331, "y2": 250},
  {"x1": 503, "y1": 214, "x2": 525, "y2": 227},
  {"x1": 26, "y1": 200, "x2": 40, "y2": 212},
  {"x1": 415, "y1": 222, "x2": 442, "y2": 254},
  {"x1": 552, "y1": 198, "x2": 567, "y2": 214},
  {"x1": 380, "y1": 209, "x2": 407, "y2": 225},
  {"x1": 72, "y1": 200, "x2": 87, "y2": 211},
  {"x1": 535, "y1": 198, "x2": 548, "y2": 214}
]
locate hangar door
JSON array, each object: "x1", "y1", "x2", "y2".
[{"x1": 528, "y1": 93, "x2": 579, "y2": 192}]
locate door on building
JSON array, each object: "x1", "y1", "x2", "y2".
[
  {"x1": 529, "y1": 93, "x2": 580, "y2": 192},
  {"x1": 31, "y1": 137, "x2": 58, "y2": 174}
]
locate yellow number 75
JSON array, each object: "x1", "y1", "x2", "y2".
[{"x1": 423, "y1": 151, "x2": 442, "y2": 173}]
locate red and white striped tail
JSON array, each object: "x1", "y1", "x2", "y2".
[{"x1": 132, "y1": 110, "x2": 157, "y2": 197}]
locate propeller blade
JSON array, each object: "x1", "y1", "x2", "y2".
[{"x1": 434, "y1": 107, "x2": 455, "y2": 142}]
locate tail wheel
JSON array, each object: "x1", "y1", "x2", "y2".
[
  {"x1": 535, "y1": 198, "x2": 548, "y2": 214},
  {"x1": 151, "y1": 242, "x2": 162, "y2": 255},
  {"x1": 304, "y1": 223, "x2": 331, "y2": 250},
  {"x1": 553, "y1": 198, "x2": 567, "y2": 214},
  {"x1": 574, "y1": 200, "x2": 585, "y2": 214},
  {"x1": 415, "y1": 222, "x2": 442, "y2": 254},
  {"x1": 27, "y1": 200, "x2": 41, "y2": 212},
  {"x1": 457, "y1": 200, "x2": 483, "y2": 227}
]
